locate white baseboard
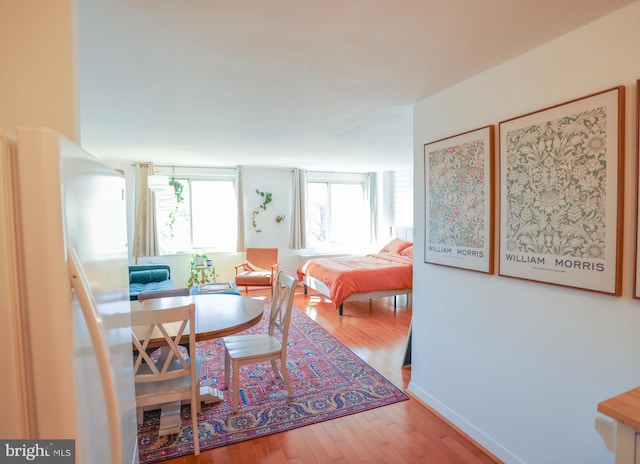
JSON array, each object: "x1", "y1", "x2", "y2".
[{"x1": 407, "y1": 381, "x2": 523, "y2": 464}]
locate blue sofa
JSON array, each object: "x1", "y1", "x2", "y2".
[{"x1": 129, "y1": 264, "x2": 174, "y2": 300}]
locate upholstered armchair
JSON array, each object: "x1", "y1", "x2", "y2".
[{"x1": 234, "y1": 248, "x2": 279, "y2": 294}]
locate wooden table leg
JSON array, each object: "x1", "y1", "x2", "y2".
[
  {"x1": 200, "y1": 385, "x2": 224, "y2": 404},
  {"x1": 158, "y1": 401, "x2": 182, "y2": 436}
]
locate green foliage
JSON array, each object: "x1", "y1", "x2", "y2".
[
  {"x1": 170, "y1": 176, "x2": 184, "y2": 203},
  {"x1": 187, "y1": 253, "x2": 217, "y2": 289},
  {"x1": 167, "y1": 176, "x2": 185, "y2": 236},
  {"x1": 252, "y1": 189, "x2": 273, "y2": 233},
  {"x1": 256, "y1": 189, "x2": 272, "y2": 210}
]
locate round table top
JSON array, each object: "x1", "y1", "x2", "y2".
[{"x1": 131, "y1": 293, "x2": 265, "y2": 346}]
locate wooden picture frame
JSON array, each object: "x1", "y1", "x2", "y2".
[
  {"x1": 499, "y1": 86, "x2": 624, "y2": 295},
  {"x1": 634, "y1": 80, "x2": 640, "y2": 299},
  {"x1": 424, "y1": 125, "x2": 495, "y2": 273}
]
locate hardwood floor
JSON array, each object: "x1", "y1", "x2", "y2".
[{"x1": 159, "y1": 288, "x2": 501, "y2": 464}]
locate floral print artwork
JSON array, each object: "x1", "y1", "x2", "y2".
[
  {"x1": 427, "y1": 138, "x2": 486, "y2": 248},
  {"x1": 504, "y1": 106, "x2": 607, "y2": 259}
]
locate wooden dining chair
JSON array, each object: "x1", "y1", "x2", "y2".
[
  {"x1": 138, "y1": 287, "x2": 190, "y2": 300},
  {"x1": 234, "y1": 247, "x2": 279, "y2": 294},
  {"x1": 223, "y1": 271, "x2": 299, "y2": 413},
  {"x1": 131, "y1": 303, "x2": 201, "y2": 455}
]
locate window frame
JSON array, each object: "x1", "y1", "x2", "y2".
[
  {"x1": 154, "y1": 166, "x2": 237, "y2": 254},
  {"x1": 305, "y1": 171, "x2": 373, "y2": 249}
]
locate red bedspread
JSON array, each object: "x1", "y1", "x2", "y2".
[{"x1": 299, "y1": 252, "x2": 412, "y2": 308}]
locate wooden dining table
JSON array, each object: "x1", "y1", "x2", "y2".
[
  {"x1": 131, "y1": 293, "x2": 264, "y2": 349},
  {"x1": 130, "y1": 292, "x2": 265, "y2": 428}
]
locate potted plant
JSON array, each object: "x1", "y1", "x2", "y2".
[{"x1": 187, "y1": 253, "x2": 217, "y2": 289}]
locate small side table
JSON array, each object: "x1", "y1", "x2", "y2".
[
  {"x1": 191, "y1": 265, "x2": 214, "y2": 285},
  {"x1": 598, "y1": 387, "x2": 640, "y2": 463}
]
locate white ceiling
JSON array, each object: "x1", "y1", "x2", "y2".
[{"x1": 76, "y1": 0, "x2": 635, "y2": 172}]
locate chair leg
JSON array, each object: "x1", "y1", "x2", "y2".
[
  {"x1": 136, "y1": 407, "x2": 143, "y2": 425},
  {"x1": 191, "y1": 402, "x2": 200, "y2": 455},
  {"x1": 280, "y1": 356, "x2": 293, "y2": 398},
  {"x1": 232, "y1": 360, "x2": 240, "y2": 413},
  {"x1": 224, "y1": 350, "x2": 231, "y2": 389},
  {"x1": 195, "y1": 386, "x2": 202, "y2": 414},
  {"x1": 270, "y1": 359, "x2": 281, "y2": 379}
]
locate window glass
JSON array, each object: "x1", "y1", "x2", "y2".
[
  {"x1": 329, "y1": 183, "x2": 366, "y2": 244},
  {"x1": 191, "y1": 180, "x2": 237, "y2": 249},
  {"x1": 307, "y1": 182, "x2": 328, "y2": 245},
  {"x1": 156, "y1": 180, "x2": 191, "y2": 253},
  {"x1": 306, "y1": 172, "x2": 370, "y2": 248},
  {"x1": 154, "y1": 170, "x2": 237, "y2": 254}
]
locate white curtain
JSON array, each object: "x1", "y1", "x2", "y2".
[
  {"x1": 236, "y1": 166, "x2": 246, "y2": 252},
  {"x1": 133, "y1": 163, "x2": 160, "y2": 262},
  {"x1": 369, "y1": 172, "x2": 378, "y2": 245},
  {"x1": 289, "y1": 168, "x2": 307, "y2": 249}
]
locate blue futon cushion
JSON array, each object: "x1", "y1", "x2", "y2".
[
  {"x1": 130, "y1": 280, "x2": 174, "y2": 296},
  {"x1": 129, "y1": 269, "x2": 170, "y2": 284},
  {"x1": 128, "y1": 264, "x2": 173, "y2": 300}
]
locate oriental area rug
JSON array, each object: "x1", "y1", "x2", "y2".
[{"x1": 137, "y1": 301, "x2": 409, "y2": 463}]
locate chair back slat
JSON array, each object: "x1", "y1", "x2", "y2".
[
  {"x1": 269, "y1": 272, "x2": 298, "y2": 342},
  {"x1": 131, "y1": 302, "x2": 201, "y2": 455},
  {"x1": 131, "y1": 304, "x2": 195, "y2": 383}
]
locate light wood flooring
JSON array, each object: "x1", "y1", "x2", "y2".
[{"x1": 158, "y1": 288, "x2": 501, "y2": 464}]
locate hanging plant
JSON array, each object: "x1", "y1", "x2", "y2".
[
  {"x1": 170, "y1": 176, "x2": 184, "y2": 203},
  {"x1": 251, "y1": 208, "x2": 262, "y2": 233},
  {"x1": 167, "y1": 175, "x2": 184, "y2": 236},
  {"x1": 257, "y1": 189, "x2": 272, "y2": 210},
  {"x1": 251, "y1": 189, "x2": 272, "y2": 233}
]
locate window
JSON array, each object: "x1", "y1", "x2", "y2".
[
  {"x1": 154, "y1": 167, "x2": 237, "y2": 254},
  {"x1": 306, "y1": 172, "x2": 371, "y2": 248}
]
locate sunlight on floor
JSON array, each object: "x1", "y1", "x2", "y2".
[{"x1": 305, "y1": 307, "x2": 318, "y2": 320}]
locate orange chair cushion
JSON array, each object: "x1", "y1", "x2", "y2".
[{"x1": 235, "y1": 271, "x2": 273, "y2": 286}]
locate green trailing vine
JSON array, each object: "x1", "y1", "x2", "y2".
[
  {"x1": 252, "y1": 189, "x2": 272, "y2": 233},
  {"x1": 170, "y1": 176, "x2": 184, "y2": 203},
  {"x1": 167, "y1": 175, "x2": 184, "y2": 236},
  {"x1": 257, "y1": 189, "x2": 272, "y2": 210}
]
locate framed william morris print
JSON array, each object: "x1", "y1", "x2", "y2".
[
  {"x1": 424, "y1": 125, "x2": 494, "y2": 273},
  {"x1": 634, "y1": 80, "x2": 640, "y2": 299},
  {"x1": 499, "y1": 86, "x2": 624, "y2": 295}
]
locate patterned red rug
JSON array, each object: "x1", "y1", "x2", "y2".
[{"x1": 137, "y1": 301, "x2": 409, "y2": 462}]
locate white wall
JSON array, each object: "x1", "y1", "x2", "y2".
[
  {"x1": 240, "y1": 166, "x2": 298, "y2": 274},
  {"x1": 410, "y1": 3, "x2": 640, "y2": 463},
  {"x1": 114, "y1": 160, "x2": 298, "y2": 287},
  {"x1": 0, "y1": 0, "x2": 77, "y2": 140},
  {"x1": 121, "y1": 165, "x2": 299, "y2": 287},
  {"x1": 0, "y1": 0, "x2": 76, "y2": 439},
  {"x1": 121, "y1": 165, "x2": 412, "y2": 287}
]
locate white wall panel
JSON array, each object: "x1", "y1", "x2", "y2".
[{"x1": 411, "y1": 3, "x2": 640, "y2": 463}]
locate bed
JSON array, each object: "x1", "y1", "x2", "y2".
[{"x1": 297, "y1": 238, "x2": 413, "y2": 315}]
